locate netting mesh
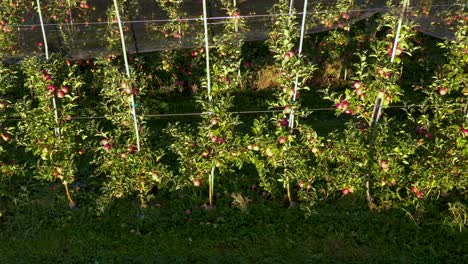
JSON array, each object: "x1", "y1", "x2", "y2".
[{"x1": 0, "y1": 0, "x2": 466, "y2": 60}]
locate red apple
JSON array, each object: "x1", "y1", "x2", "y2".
[
  {"x1": 461, "y1": 126, "x2": 468, "y2": 136},
  {"x1": 1, "y1": 132, "x2": 11, "y2": 142},
  {"x1": 280, "y1": 118, "x2": 288, "y2": 127},
  {"x1": 193, "y1": 178, "x2": 201, "y2": 187},
  {"x1": 341, "y1": 100, "x2": 349, "y2": 109},
  {"x1": 57, "y1": 91, "x2": 65, "y2": 98},
  {"x1": 47, "y1": 84, "x2": 56, "y2": 92},
  {"x1": 283, "y1": 51, "x2": 294, "y2": 61},
  {"x1": 342, "y1": 188, "x2": 350, "y2": 196},
  {"x1": 128, "y1": 146, "x2": 137, "y2": 153},
  {"x1": 103, "y1": 143, "x2": 111, "y2": 152},
  {"x1": 60, "y1": 86, "x2": 69, "y2": 94},
  {"x1": 297, "y1": 180, "x2": 304, "y2": 189},
  {"x1": 353, "y1": 81, "x2": 362, "y2": 89},
  {"x1": 0, "y1": 101, "x2": 6, "y2": 109},
  {"x1": 78, "y1": 148, "x2": 86, "y2": 155},
  {"x1": 278, "y1": 136, "x2": 287, "y2": 144},
  {"x1": 101, "y1": 138, "x2": 109, "y2": 145},
  {"x1": 251, "y1": 184, "x2": 257, "y2": 192},
  {"x1": 210, "y1": 118, "x2": 219, "y2": 126},
  {"x1": 380, "y1": 160, "x2": 389, "y2": 171},
  {"x1": 438, "y1": 87, "x2": 447, "y2": 96}
]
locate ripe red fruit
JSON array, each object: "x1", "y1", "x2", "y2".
[
  {"x1": 283, "y1": 51, "x2": 295, "y2": 61},
  {"x1": 410, "y1": 186, "x2": 418, "y2": 194},
  {"x1": 1, "y1": 132, "x2": 11, "y2": 142},
  {"x1": 416, "y1": 191, "x2": 422, "y2": 199},
  {"x1": 438, "y1": 87, "x2": 447, "y2": 96},
  {"x1": 461, "y1": 126, "x2": 468, "y2": 136},
  {"x1": 57, "y1": 91, "x2": 65, "y2": 98},
  {"x1": 278, "y1": 136, "x2": 287, "y2": 144},
  {"x1": 251, "y1": 184, "x2": 257, "y2": 192},
  {"x1": 103, "y1": 143, "x2": 111, "y2": 152},
  {"x1": 297, "y1": 180, "x2": 304, "y2": 189},
  {"x1": 353, "y1": 81, "x2": 362, "y2": 89},
  {"x1": 341, "y1": 100, "x2": 349, "y2": 109},
  {"x1": 425, "y1": 132, "x2": 432, "y2": 139},
  {"x1": 280, "y1": 118, "x2": 288, "y2": 127},
  {"x1": 78, "y1": 148, "x2": 86, "y2": 155},
  {"x1": 247, "y1": 143, "x2": 254, "y2": 150},
  {"x1": 210, "y1": 118, "x2": 219, "y2": 126},
  {"x1": 60, "y1": 86, "x2": 69, "y2": 94},
  {"x1": 191, "y1": 51, "x2": 198, "y2": 57},
  {"x1": 128, "y1": 146, "x2": 137, "y2": 153},
  {"x1": 342, "y1": 188, "x2": 350, "y2": 196},
  {"x1": 215, "y1": 137, "x2": 225, "y2": 144},
  {"x1": 47, "y1": 84, "x2": 56, "y2": 92},
  {"x1": 380, "y1": 160, "x2": 389, "y2": 172},
  {"x1": 193, "y1": 178, "x2": 201, "y2": 187},
  {"x1": 0, "y1": 101, "x2": 6, "y2": 109}
]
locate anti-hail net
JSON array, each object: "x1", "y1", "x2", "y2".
[{"x1": 0, "y1": 0, "x2": 466, "y2": 60}]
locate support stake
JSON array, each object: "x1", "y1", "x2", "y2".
[
  {"x1": 112, "y1": 0, "x2": 141, "y2": 152},
  {"x1": 288, "y1": 0, "x2": 308, "y2": 131}
]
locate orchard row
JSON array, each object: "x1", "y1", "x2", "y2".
[{"x1": 0, "y1": 1, "x2": 467, "y2": 212}]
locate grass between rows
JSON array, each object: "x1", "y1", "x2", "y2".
[{"x1": 1, "y1": 183, "x2": 466, "y2": 264}]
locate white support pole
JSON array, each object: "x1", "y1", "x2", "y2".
[
  {"x1": 202, "y1": 0, "x2": 212, "y2": 102},
  {"x1": 36, "y1": 0, "x2": 49, "y2": 61},
  {"x1": 203, "y1": 0, "x2": 215, "y2": 206},
  {"x1": 288, "y1": 0, "x2": 308, "y2": 131},
  {"x1": 233, "y1": 0, "x2": 238, "y2": 33},
  {"x1": 390, "y1": 0, "x2": 410, "y2": 63},
  {"x1": 113, "y1": 0, "x2": 141, "y2": 152},
  {"x1": 289, "y1": 0, "x2": 294, "y2": 16},
  {"x1": 36, "y1": 0, "x2": 61, "y2": 138}
]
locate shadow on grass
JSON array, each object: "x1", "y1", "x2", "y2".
[{"x1": 0, "y1": 185, "x2": 466, "y2": 264}]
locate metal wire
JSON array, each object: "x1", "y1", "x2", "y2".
[
  {"x1": 4, "y1": 103, "x2": 464, "y2": 122},
  {"x1": 9, "y1": 4, "x2": 464, "y2": 28}
]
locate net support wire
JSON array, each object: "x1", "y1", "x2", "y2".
[
  {"x1": 288, "y1": 0, "x2": 308, "y2": 131},
  {"x1": 36, "y1": 0, "x2": 61, "y2": 138},
  {"x1": 113, "y1": 0, "x2": 142, "y2": 152}
]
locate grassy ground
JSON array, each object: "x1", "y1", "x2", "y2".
[{"x1": 1, "y1": 182, "x2": 467, "y2": 264}]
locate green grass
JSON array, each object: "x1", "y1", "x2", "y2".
[{"x1": 1, "y1": 183, "x2": 466, "y2": 264}]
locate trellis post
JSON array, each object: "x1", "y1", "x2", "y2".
[
  {"x1": 36, "y1": 0, "x2": 60, "y2": 138},
  {"x1": 391, "y1": 0, "x2": 410, "y2": 63},
  {"x1": 289, "y1": 0, "x2": 294, "y2": 15},
  {"x1": 112, "y1": 0, "x2": 141, "y2": 152},
  {"x1": 202, "y1": 0, "x2": 215, "y2": 207},
  {"x1": 288, "y1": 0, "x2": 308, "y2": 131}
]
